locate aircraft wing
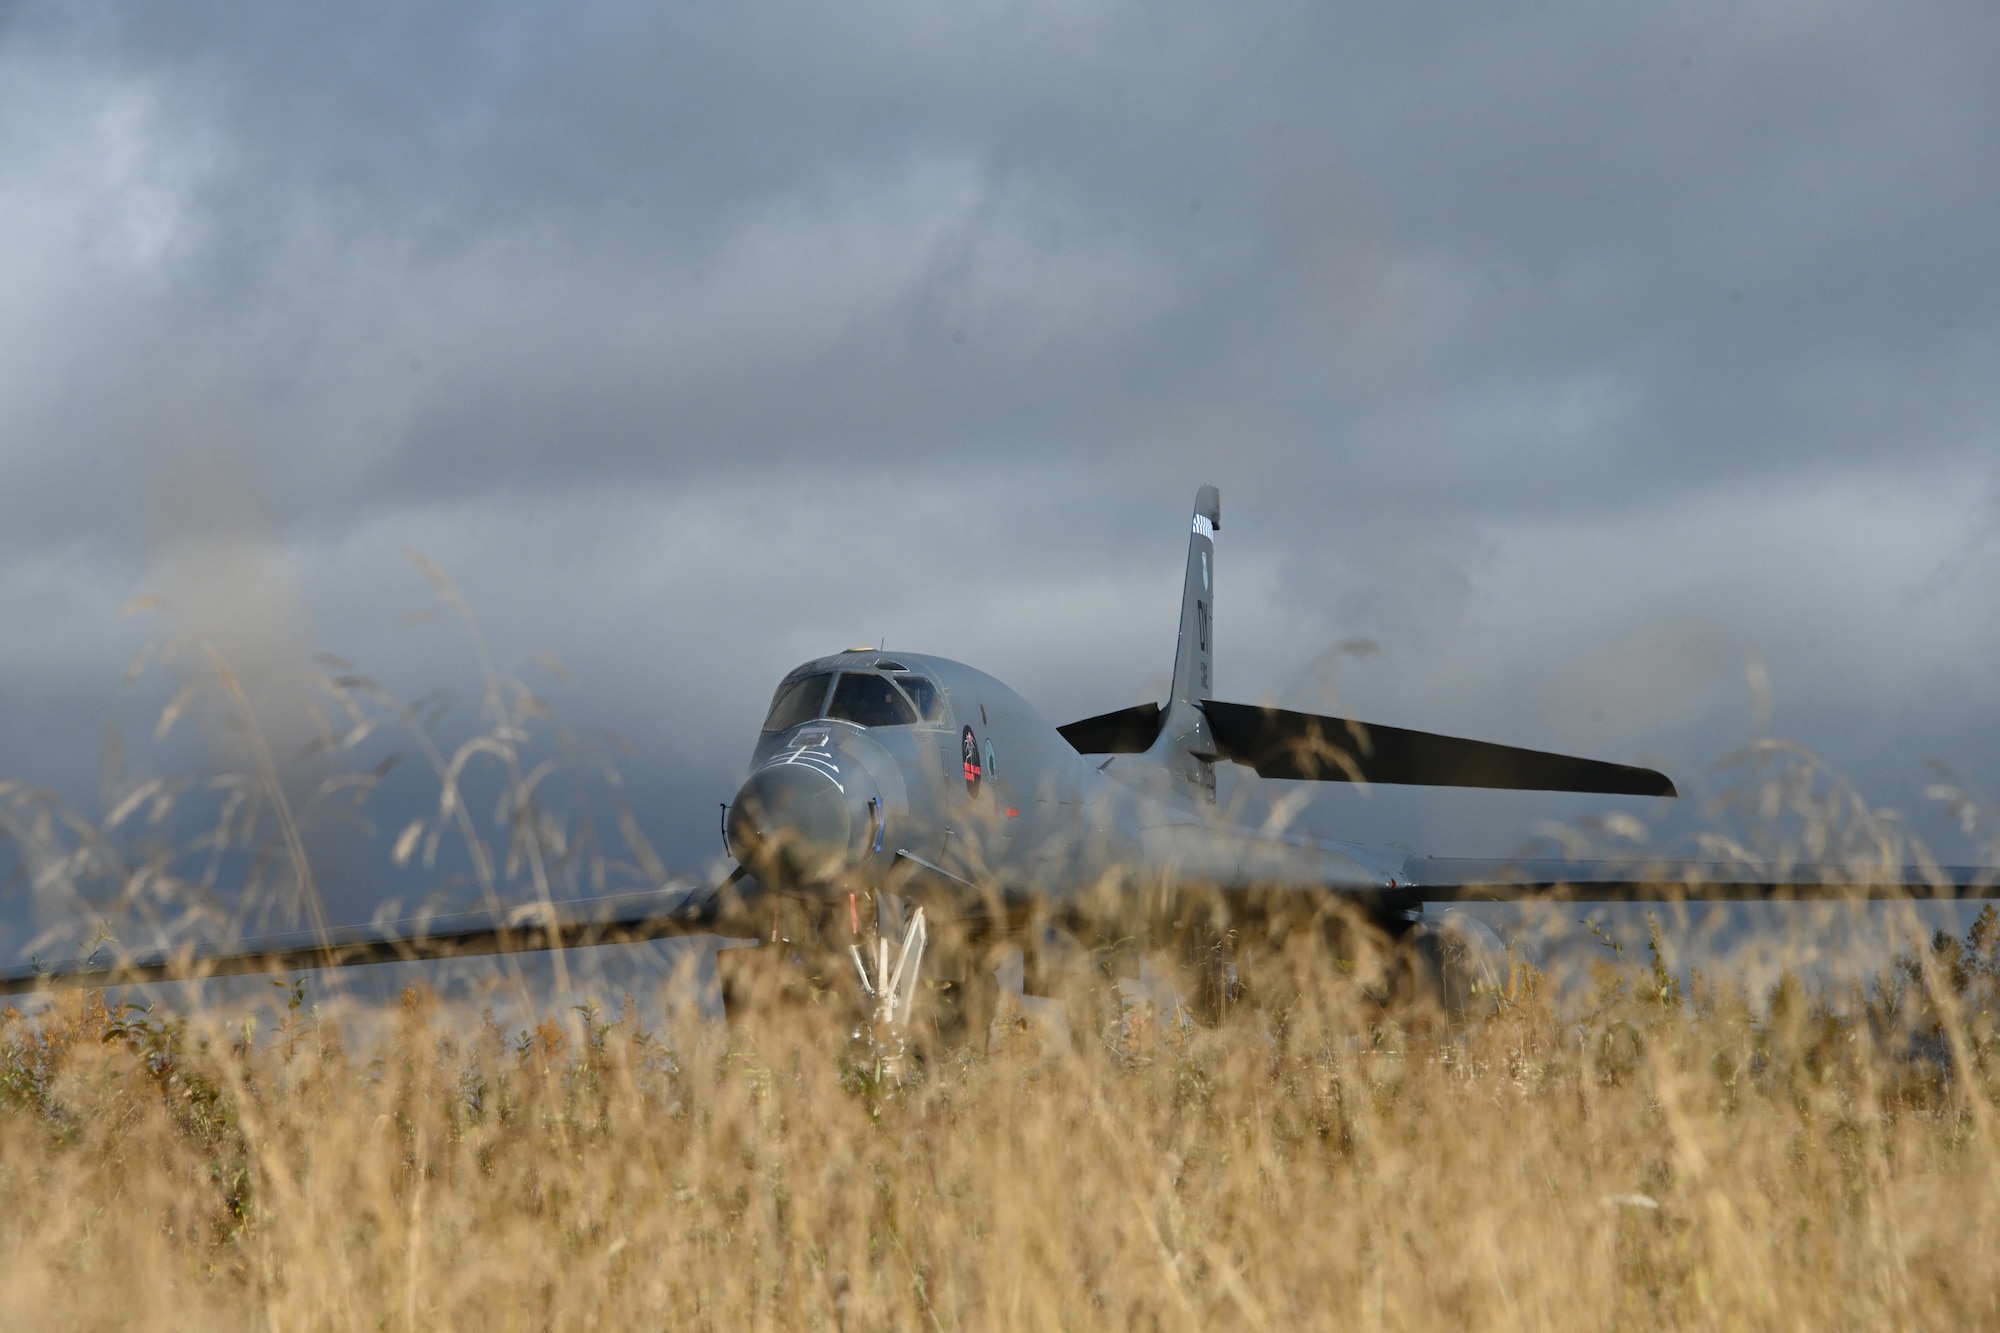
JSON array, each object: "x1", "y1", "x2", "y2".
[
  {"x1": 1191, "y1": 855, "x2": 2000, "y2": 933},
  {"x1": 1396, "y1": 855, "x2": 2000, "y2": 907},
  {"x1": 0, "y1": 870, "x2": 767, "y2": 999}
]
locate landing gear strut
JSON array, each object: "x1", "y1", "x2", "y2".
[{"x1": 848, "y1": 892, "x2": 928, "y2": 1080}]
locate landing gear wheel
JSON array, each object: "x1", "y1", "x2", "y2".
[{"x1": 1405, "y1": 909, "x2": 1510, "y2": 1020}]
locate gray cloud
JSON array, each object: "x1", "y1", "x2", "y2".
[{"x1": 1, "y1": 0, "x2": 1998, "y2": 948}]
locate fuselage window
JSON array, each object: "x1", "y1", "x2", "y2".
[
  {"x1": 895, "y1": 675, "x2": 944, "y2": 722},
  {"x1": 828, "y1": 672, "x2": 918, "y2": 727},
  {"x1": 763, "y1": 672, "x2": 834, "y2": 732}
]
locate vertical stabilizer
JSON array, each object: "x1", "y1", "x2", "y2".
[{"x1": 1152, "y1": 485, "x2": 1222, "y2": 801}]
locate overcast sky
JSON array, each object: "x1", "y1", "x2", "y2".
[{"x1": 2, "y1": 1, "x2": 1998, "y2": 945}]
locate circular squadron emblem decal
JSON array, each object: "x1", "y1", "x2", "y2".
[{"x1": 961, "y1": 725, "x2": 982, "y2": 795}]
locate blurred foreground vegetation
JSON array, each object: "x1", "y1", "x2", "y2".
[
  {"x1": 5, "y1": 920, "x2": 2000, "y2": 1331},
  {"x1": 6, "y1": 583, "x2": 2000, "y2": 1328}
]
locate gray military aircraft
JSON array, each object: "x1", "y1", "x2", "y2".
[
  {"x1": 4, "y1": 486, "x2": 1994, "y2": 1040},
  {"x1": 716, "y1": 484, "x2": 1681, "y2": 1020}
]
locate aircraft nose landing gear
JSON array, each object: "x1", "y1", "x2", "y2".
[{"x1": 846, "y1": 892, "x2": 929, "y2": 1081}]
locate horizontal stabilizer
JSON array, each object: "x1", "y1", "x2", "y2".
[
  {"x1": 1200, "y1": 700, "x2": 1676, "y2": 798},
  {"x1": 1057, "y1": 701, "x2": 1164, "y2": 754}
]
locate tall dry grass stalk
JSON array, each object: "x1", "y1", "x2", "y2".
[
  {"x1": 5, "y1": 928, "x2": 2000, "y2": 1331},
  {"x1": 6, "y1": 561, "x2": 2000, "y2": 1328},
  {"x1": 2, "y1": 554, "x2": 674, "y2": 1003}
]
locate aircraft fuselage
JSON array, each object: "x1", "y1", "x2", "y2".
[{"x1": 723, "y1": 649, "x2": 1396, "y2": 917}]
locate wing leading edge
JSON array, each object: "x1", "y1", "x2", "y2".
[
  {"x1": 0, "y1": 871, "x2": 765, "y2": 999},
  {"x1": 1394, "y1": 855, "x2": 2000, "y2": 907}
]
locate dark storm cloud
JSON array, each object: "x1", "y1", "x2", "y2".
[{"x1": 0, "y1": 0, "x2": 1997, "y2": 948}]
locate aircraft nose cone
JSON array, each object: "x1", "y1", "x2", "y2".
[{"x1": 726, "y1": 763, "x2": 853, "y2": 887}]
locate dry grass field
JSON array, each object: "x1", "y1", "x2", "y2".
[
  {"x1": 5, "y1": 593, "x2": 1998, "y2": 1329},
  {"x1": 4, "y1": 923, "x2": 2000, "y2": 1332}
]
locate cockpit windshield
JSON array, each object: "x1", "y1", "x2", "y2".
[
  {"x1": 827, "y1": 672, "x2": 917, "y2": 727},
  {"x1": 762, "y1": 672, "x2": 833, "y2": 732},
  {"x1": 895, "y1": 675, "x2": 944, "y2": 722}
]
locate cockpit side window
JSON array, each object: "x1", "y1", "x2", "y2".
[
  {"x1": 762, "y1": 672, "x2": 833, "y2": 732},
  {"x1": 827, "y1": 672, "x2": 918, "y2": 727},
  {"x1": 894, "y1": 675, "x2": 944, "y2": 722}
]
